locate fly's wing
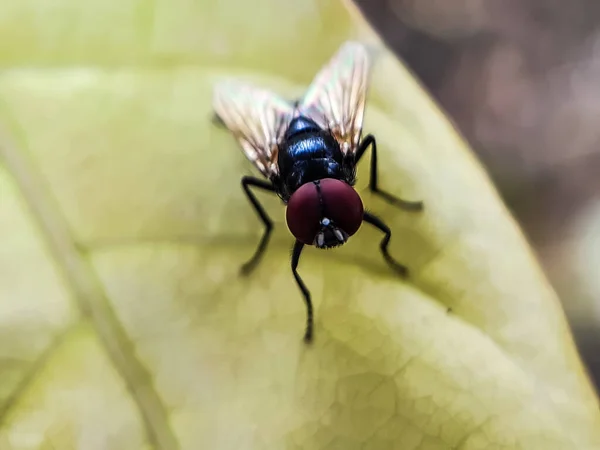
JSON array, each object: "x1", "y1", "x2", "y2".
[
  {"x1": 298, "y1": 41, "x2": 372, "y2": 156},
  {"x1": 213, "y1": 80, "x2": 295, "y2": 178}
]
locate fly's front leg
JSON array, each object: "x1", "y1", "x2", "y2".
[
  {"x1": 240, "y1": 176, "x2": 276, "y2": 275},
  {"x1": 363, "y1": 212, "x2": 409, "y2": 277},
  {"x1": 291, "y1": 240, "x2": 314, "y2": 343},
  {"x1": 355, "y1": 135, "x2": 424, "y2": 211}
]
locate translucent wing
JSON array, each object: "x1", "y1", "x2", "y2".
[
  {"x1": 213, "y1": 80, "x2": 295, "y2": 178},
  {"x1": 299, "y1": 41, "x2": 372, "y2": 156}
]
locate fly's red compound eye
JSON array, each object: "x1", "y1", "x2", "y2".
[
  {"x1": 285, "y1": 182, "x2": 321, "y2": 245},
  {"x1": 286, "y1": 178, "x2": 364, "y2": 246}
]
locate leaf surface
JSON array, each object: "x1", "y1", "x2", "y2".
[{"x1": 0, "y1": 0, "x2": 599, "y2": 449}]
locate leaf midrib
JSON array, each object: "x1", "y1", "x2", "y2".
[{"x1": 0, "y1": 113, "x2": 179, "y2": 450}]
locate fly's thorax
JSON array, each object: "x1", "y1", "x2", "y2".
[
  {"x1": 284, "y1": 116, "x2": 322, "y2": 140},
  {"x1": 278, "y1": 131, "x2": 342, "y2": 169},
  {"x1": 284, "y1": 159, "x2": 346, "y2": 195},
  {"x1": 277, "y1": 127, "x2": 346, "y2": 196}
]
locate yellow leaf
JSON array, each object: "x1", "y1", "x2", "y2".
[{"x1": 0, "y1": 0, "x2": 599, "y2": 449}]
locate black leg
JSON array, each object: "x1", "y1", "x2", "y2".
[
  {"x1": 240, "y1": 176, "x2": 276, "y2": 275},
  {"x1": 363, "y1": 211, "x2": 409, "y2": 277},
  {"x1": 355, "y1": 134, "x2": 424, "y2": 211},
  {"x1": 291, "y1": 240, "x2": 313, "y2": 343}
]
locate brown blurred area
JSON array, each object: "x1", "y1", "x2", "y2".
[{"x1": 355, "y1": 0, "x2": 600, "y2": 387}]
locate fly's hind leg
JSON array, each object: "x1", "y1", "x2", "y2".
[
  {"x1": 240, "y1": 176, "x2": 276, "y2": 275},
  {"x1": 355, "y1": 134, "x2": 424, "y2": 212}
]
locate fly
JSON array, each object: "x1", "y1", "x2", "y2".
[{"x1": 212, "y1": 41, "x2": 423, "y2": 343}]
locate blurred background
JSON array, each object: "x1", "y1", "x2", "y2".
[{"x1": 356, "y1": 0, "x2": 600, "y2": 388}]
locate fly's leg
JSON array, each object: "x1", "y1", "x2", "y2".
[
  {"x1": 291, "y1": 240, "x2": 314, "y2": 343},
  {"x1": 240, "y1": 176, "x2": 276, "y2": 275},
  {"x1": 363, "y1": 212, "x2": 409, "y2": 277},
  {"x1": 355, "y1": 134, "x2": 424, "y2": 211}
]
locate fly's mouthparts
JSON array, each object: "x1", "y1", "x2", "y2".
[
  {"x1": 316, "y1": 233, "x2": 325, "y2": 248},
  {"x1": 314, "y1": 217, "x2": 349, "y2": 249}
]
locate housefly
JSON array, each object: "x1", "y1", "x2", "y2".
[{"x1": 212, "y1": 41, "x2": 423, "y2": 343}]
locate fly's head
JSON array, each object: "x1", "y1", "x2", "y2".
[{"x1": 285, "y1": 178, "x2": 364, "y2": 249}]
